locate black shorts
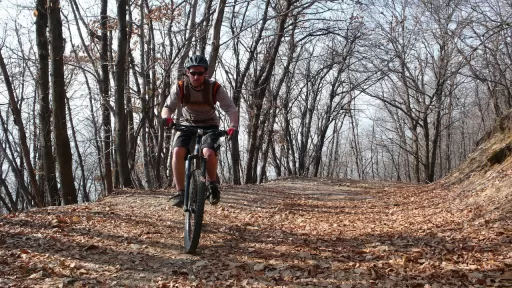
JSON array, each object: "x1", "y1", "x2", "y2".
[{"x1": 173, "y1": 125, "x2": 221, "y2": 155}]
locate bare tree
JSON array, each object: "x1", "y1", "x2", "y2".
[
  {"x1": 207, "y1": 0, "x2": 227, "y2": 73},
  {"x1": 223, "y1": 0, "x2": 272, "y2": 184},
  {"x1": 65, "y1": 96, "x2": 90, "y2": 202},
  {"x1": 244, "y1": 0, "x2": 293, "y2": 184},
  {"x1": 139, "y1": 0, "x2": 153, "y2": 188},
  {"x1": 460, "y1": 0, "x2": 512, "y2": 118},
  {"x1": 257, "y1": 15, "x2": 299, "y2": 183},
  {"x1": 0, "y1": 111, "x2": 31, "y2": 210},
  {"x1": 48, "y1": 0, "x2": 78, "y2": 204},
  {"x1": 364, "y1": 0, "x2": 469, "y2": 183},
  {"x1": 114, "y1": 0, "x2": 133, "y2": 188},
  {"x1": 100, "y1": 0, "x2": 114, "y2": 194},
  {"x1": 36, "y1": 0, "x2": 59, "y2": 206}
]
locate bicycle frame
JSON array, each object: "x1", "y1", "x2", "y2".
[
  {"x1": 169, "y1": 123, "x2": 227, "y2": 253},
  {"x1": 183, "y1": 128, "x2": 206, "y2": 212},
  {"x1": 171, "y1": 124, "x2": 226, "y2": 209}
]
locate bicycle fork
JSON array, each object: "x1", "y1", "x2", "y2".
[
  {"x1": 183, "y1": 135, "x2": 205, "y2": 212},
  {"x1": 183, "y1": 153, "x2": 193, "y2": 212}
]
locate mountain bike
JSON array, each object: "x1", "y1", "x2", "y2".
[{"x1": 171, "y1": 123, "x2": 228, "y2": 254}]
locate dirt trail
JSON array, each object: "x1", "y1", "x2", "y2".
[{"x1": 1, "y1": 178, "x2": 511, "y2": 287}]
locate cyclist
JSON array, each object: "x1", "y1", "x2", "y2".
[{"x1": 161, "y1": 55, "x2": 238, "y2": 207}]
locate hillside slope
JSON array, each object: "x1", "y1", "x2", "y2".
[{"x1": 439, "y1": 112, "x2": 512, "y2": 222}]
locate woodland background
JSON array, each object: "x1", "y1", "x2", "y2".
[{"x1": 0, "y1": 0, "x2": 511, "y2": 213}]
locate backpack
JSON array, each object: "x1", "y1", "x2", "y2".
[{"x1": 178, "y1": 79, "x2": 221, "y2": 110}]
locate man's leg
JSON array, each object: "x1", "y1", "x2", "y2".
[
  {"x1": 203, "y1": 147, "x2": 220, "y2": 205},
  {"x1": 172, "y1": 147, "x2": 187, "y2": 190},
  {"x1": 202, "y1": 147, "x2": 217, "y2": 183},
  {"x1": 170, "y1": 131, "x2": 191, "y2": 207}
]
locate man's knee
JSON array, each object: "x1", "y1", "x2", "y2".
[
  {"x1": 202, "y1": 148, "x2": 216, "y2": 159},
  {"x1": 173, "y1": 147, "x2": 187, "y2": 160}
]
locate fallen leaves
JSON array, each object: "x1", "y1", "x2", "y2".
[
  {"x1": 253, "y1": 263, "x2": 265, "y2": 271},
  {"x1": 501, "y1": 270, "x2": 512, "y2": 280},
  {"x1": 0, "y1": 179, "x2": 511, "y2": 287}
]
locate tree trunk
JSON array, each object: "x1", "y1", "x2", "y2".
[
  {"x1": 228, "y1": 0, "x2": 271, "y2": 184},
  {"x1": 66, "y1": 97, "x2": 89, "y2": 202},
  {"x1": 139, "y1": 0, "x2": 152, "y2": 189},
  {"x1": 258, "y1": 107, "x2": 276, "y2": 184},
  {"x1": 156, "y1": 58, "x2": 172, "y2": 188},
  {"x1": 349, "y1": 107, "x2": 362, "y2": 179},
  {"x1": 100, "y1": 0, "x2": 113, "y2": 195},
  {"x1": 145, "y1": 0, "x2": 159, "y2": 188},
  {"x1": 114, "y1": 0, "x2": 133, "y2": 188},
  {"x1": 0, "y1": 51, "x2": 42, "y2": 207},
  {"x1": 36, "y1": 0, "x2": 59, "y2": 206},
  {"x1": 282, "y1": 83, "x2": 296, "y2": 176},
  {"x1": 244, "y1": 0, "x2": 292, "y2": 184},
  {"x1": 297, "y1": 62, "x2": 316, "y2": 176},
  {"x1": 207, "y1": 0, "x2": 227, "y2": 73},
  {"x1": 66, "y1": 22, "x2": 107, "y2": 195},
  {"x1": 48, "y1": 0, "x2": 78, "y2": 204},
  {"x1": 199, "y1": 0, "x2": 213, "y2": 55},
  {"x1": 0, "y1": 113, "x2": 31, "y2": 209},
  {"x1": 178, "y1": 0, "x2": 199, "y2": 75},
  {"x1": 412, "y1": 125, "x2": 420, "y2": 183},
  {"x1": 257, "y1": 17, "x2": 297, "y2": 182},
  {"x1": 444, "y1": 85, "x2": 454, "y2": 175},
  {"x1": 0, "y1": 175, "x2": 15, "y2": 213},
  {"x1": 126, "y1": 7, "x2": 137, "y2": 181}
]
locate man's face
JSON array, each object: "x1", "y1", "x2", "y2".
[{"x1": 187, "y1": 66, "x2": 206, "y2": 87}]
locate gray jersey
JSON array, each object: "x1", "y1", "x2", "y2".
[{"x1": 164, "y1": 79, "x2": 239, "y2": 128}]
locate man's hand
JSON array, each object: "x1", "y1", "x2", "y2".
[
  {"x1": 227, "y1": 127, "x2": 237, "y2": 137},
  {"x1": 162, "y1": 117, "x2": 173, "y2": 127}
]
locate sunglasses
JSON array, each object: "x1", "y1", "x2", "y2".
[{"x1": 189, "y1": 71, "x2": 205, "y2": 76}]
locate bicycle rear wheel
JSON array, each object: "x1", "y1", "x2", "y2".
[{"x1": 184, "y1": 169, "x2": 206, "y2": 253}]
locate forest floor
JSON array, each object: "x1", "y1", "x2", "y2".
[{"x1": 1, "y1": 177, "x2": 511, "y2": 287}]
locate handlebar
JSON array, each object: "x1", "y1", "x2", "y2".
[{"x1": 170, "y1": 123, "x2": 228, "y2": 138}]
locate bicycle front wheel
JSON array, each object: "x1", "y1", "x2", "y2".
[{"x1": 184, "y1": 169, "x2": 207, "y2": 254}]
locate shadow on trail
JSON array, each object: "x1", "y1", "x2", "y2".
[
  {"x1": 1, "y1": 195, "x2": 192, "y2": 286},
  {"x1": 199, "y1": 216, "x2": 508, "y2": 286},
  {"x1": 191, "y1": 183, "x2": 510, "y2": 286}
]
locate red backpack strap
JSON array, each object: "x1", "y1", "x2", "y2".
[
  {"x1": 212, "y1": 81, "x2": 221, "y2": 104},
  {"x1": 178, "y1": 80, "x2": 184, "y2": 104}
]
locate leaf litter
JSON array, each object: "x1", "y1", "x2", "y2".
[{"x1": 0, "y1": 178, "x2": 511, "y2": 287}]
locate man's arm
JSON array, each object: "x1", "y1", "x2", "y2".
[
  {"x1": 216, "y1": 85, "x2": 239, "y2": 128},
  {"x1": 161, "y1": 83, "x2": 180, "y2": 119}
]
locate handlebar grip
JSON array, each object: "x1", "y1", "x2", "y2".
[{"x1": 161, "y1": 117, "x2": 175, "y2": 128}]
